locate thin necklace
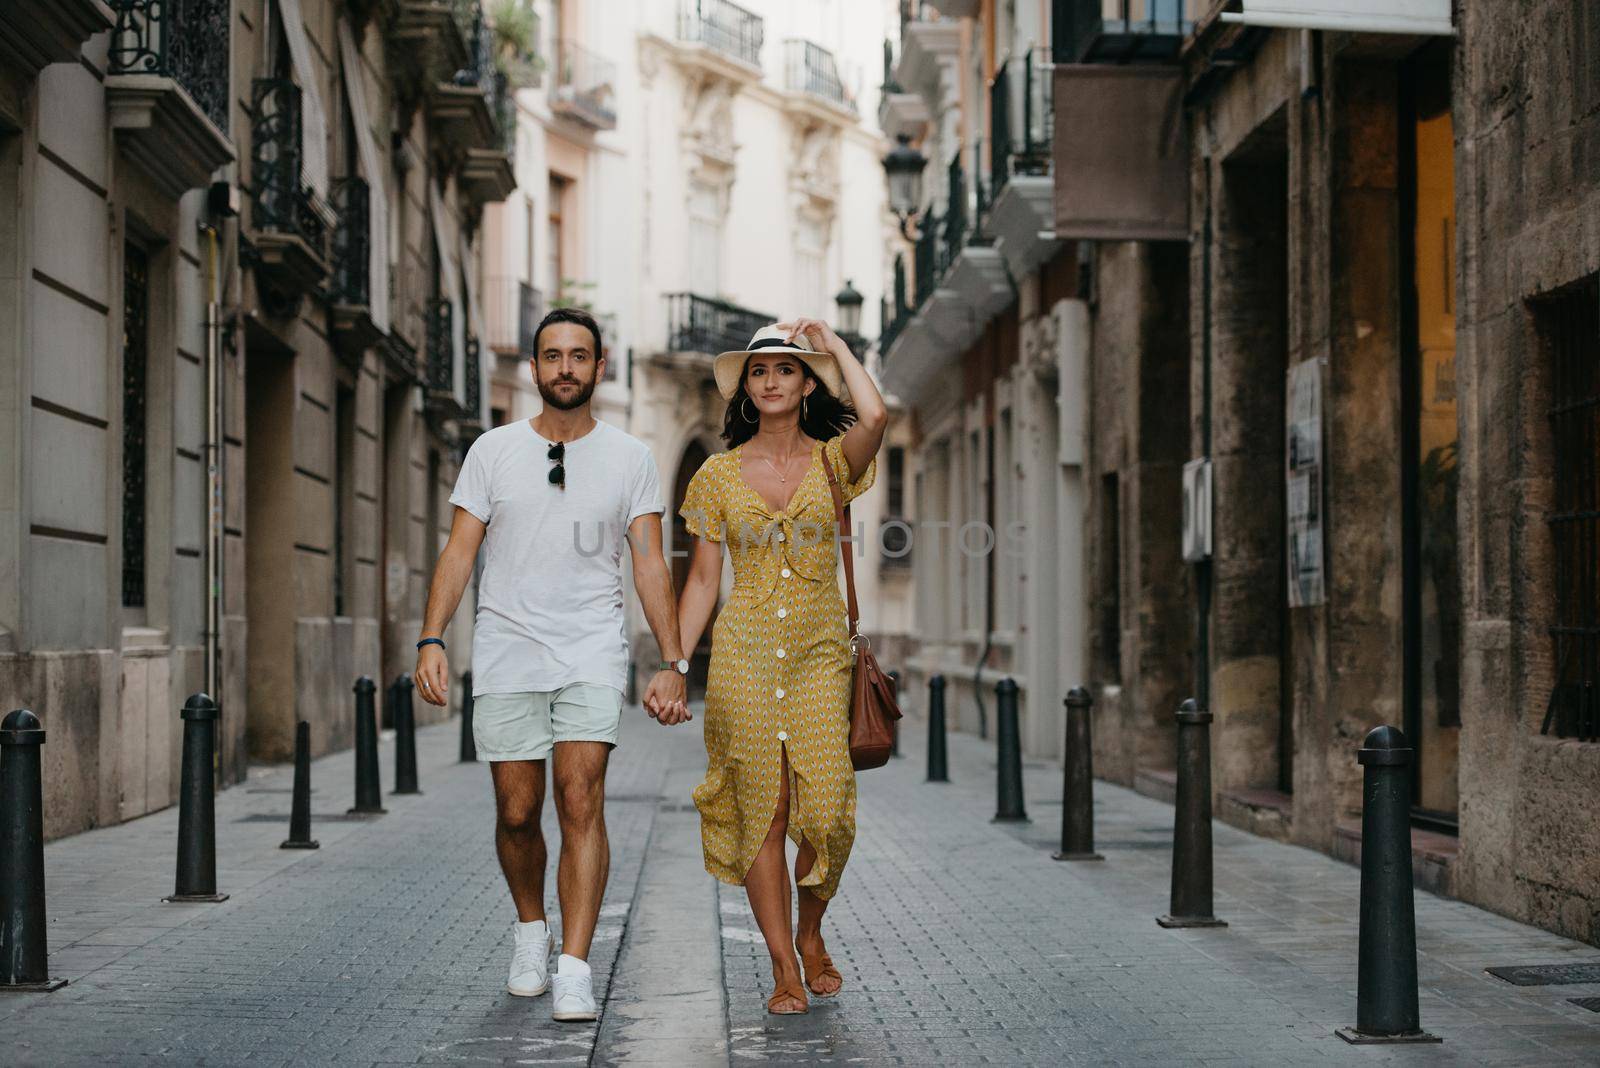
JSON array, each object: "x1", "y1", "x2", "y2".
[{"x1": 755, "y1": 443, "x2": 805, "y2": 483}]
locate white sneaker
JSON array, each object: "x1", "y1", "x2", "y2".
[
  {"x1": 507, "y1": 920, "x2": 553, "y2": 997},
  {"x1": 551, "y1": 954, "x2": 597, "y2": 1022}
]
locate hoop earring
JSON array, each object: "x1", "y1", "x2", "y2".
[
  {"x1": 802, "y1": 395, "x2": 810, "y2": 422},
  {"x1": 741, "y1": 396, "x2": 757, "y2": 423}
]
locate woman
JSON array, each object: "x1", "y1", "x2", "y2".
[{"x1": 673, "y1": 317, "x2": 888, "y2": 1015}]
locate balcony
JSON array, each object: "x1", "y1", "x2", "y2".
[
  {"x1": 247, "y1": 78, "x2": 329, "y2": 302},
  {"x1": 106, "y1": 0, "x2": 235, "y2": 198},
  {"x1": 0, "y1": 0, "x2": 112, "y2": 79},
  {"x1": 987, "y1": 47, "x2": 1064, "y2": 278},
  {"x1": 389, "y1": 0, "x2": 472, "y2": 93},
  {"x1": 665, "y1": 293, "x2": 774, "y2": 357},
  {"x1": 551, "y1": 40, "x2": 617, "y2": 130},
  {"x1": 428, "y1": 3, "x2": 498, "y2": 157},
  {"x1": 461, "y1": 70, "x2": 518, "y2": 205},
  {"x1": 329, "y1": 177, "x2": 384, "y2": 357},
  {"x1": 485, "y1": 276, "x2": 542, "y2": 358},
  {"x1": 380, "y1": 331, "x2": 420, "y2": 383},
  {"x1": 1053, "y1": 0, "x2": 1199, "y2": 64},
  {"x1": 424, "y1": 298, "x2": 464, "y2": 417},
  {"x1": 677, "y1": 0, "x2": 764, "y2": 74},
  {"x1": 460, "y1": 334, "x2": 485, "y2": 437},
  {"x1": 784, "y1": 39, "x2": 859, "y2": 123}
]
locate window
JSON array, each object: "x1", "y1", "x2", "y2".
[
  {"x1": 525, "y1": 193, "x2": 538, "y2": 284},
  {"x1": 689, "y1": 178, "x2": 722, "y2": 297},
  {"x1": 122, "y1": 242, "x2": 150, "y2": 611},
  {"x1": 1541, "y1": 275, "x2": 1600, "y2": 741},
  {"x1": 887, "y1": 446, "x2": 906, "y2": 515},
  {"x1": 795, "y1": 214, "x2": 826, "y2": 317},
  {"x1": 1097, "y1": 472, "x2": 1122, "y2": 684},
  {"x1": 548, "y1": 174, "x2": 568, "y2": 298}
]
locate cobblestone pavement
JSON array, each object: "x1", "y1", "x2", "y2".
[{"x1": 6, "y1": 708, "x2": 1600, "y2": 1066}]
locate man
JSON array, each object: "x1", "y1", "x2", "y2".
[{"x1": 414, "y1": 308, "x2": 692, "y2": 1023}]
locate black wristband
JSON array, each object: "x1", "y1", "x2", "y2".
[{"x1": 416, "y1": 637, "x2": 446, "y2": 652}]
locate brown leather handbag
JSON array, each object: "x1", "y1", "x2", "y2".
[{"x1": 823, "y1": 446, "x2": 903, "y2": 770}]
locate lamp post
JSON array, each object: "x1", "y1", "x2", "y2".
[
  {"x1": 882, "y1": 133, "x2": 927, "y2": 239},
  {"x1": 835, "y1": 279, "x2": 865, "y2": 354}
]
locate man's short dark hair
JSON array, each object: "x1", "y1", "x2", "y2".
[{"x1": 534, "y1": 307, "x2": 603, "y2": 358}]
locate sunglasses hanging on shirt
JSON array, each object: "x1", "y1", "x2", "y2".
[{"x1": 547, "y1": 441, "x2": 566, "y2": 488}]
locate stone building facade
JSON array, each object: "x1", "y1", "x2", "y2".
[{"x1": 0, "y1": 0, "x2": 516, "y2": 840}]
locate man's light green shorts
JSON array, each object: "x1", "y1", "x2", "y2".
[{"x1": 472, "y1": 683, "x2": 624, "y2": 762}]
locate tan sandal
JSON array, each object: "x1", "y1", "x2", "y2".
[
  {"x1": 766, "y1": 978, "x2": 810, "y2": 1015},
  {"x1": 797, "y1": 942, "x2": 843, "y2": 998}
]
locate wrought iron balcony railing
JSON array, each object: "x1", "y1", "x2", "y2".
[
  {"x1": 464, "y1": 333, "x2": 483, "y2": 421},
  {"x1": 552, "y1": 39, "x2": 617, "y2": 128},
  {"x1": 990, "y1": 48, "x2": 1053, "y2": 199},
  {"x1": 785, "y1": 39, "x2": 855, "y2": 110},
  {"x1": 330, "y1": 177, "x2": 370, "y2": 307},
  {"x1": 1053, "y1": 0, "x2": 1198, "y2": 65},
  {"x1": 666, "y1": 293, "x2": 775, "y2": 356},
  {"x1": 425, "y1": 297, "x2": 454, "y2": 394},
  {"x1": 943, "y1": 152, "x2": 969, "y2": 264},
  {"x1": 679, "y1": 0, "x2": 764, "y2": 67},
  {"x1": 108, "y1": 0, "x2": 230, "y2": 132},
  {"x1": 485, "y1": 276, "x2": 543, "y2": 356},
  {"x1": 913, "y1": 204, "x2": 945, "y2": 307},
  {"x1": 250, "y1": 78, "x2": 327, "y2": 255}
]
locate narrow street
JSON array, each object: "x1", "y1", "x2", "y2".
[{"x1": 5, "y1": 710, "x2": 1599, "y2": 1066}]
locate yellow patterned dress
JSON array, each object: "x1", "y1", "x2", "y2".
[{"x1": 679, "y1": 432, "x2": 876, "y2": 900}]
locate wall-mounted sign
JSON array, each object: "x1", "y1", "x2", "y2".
[
  {"x1": 1221, "y1": 0, "x2": 1453, "y2": 36},
  {"x1": 1286, "y1": 359, "x2": 1325, "y2": 608},
  {"x1": 1182, "y1": 457, "x2": 1212, "y2": 563}
]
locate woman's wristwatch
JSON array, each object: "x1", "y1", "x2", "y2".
[{"x1": 659, "y1": 658, "x2": 689, "y2": 674}]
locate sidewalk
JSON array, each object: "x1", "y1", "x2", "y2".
[
  {"x1": 715, "y1": 720, "x2": 1600, "y2": 1065},
  {"x1": 5, "y1": 707, "x2": 1600, "y2": 1065}
]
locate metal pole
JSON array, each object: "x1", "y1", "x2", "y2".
[
  {"x1": 166, "y1": 694, "x2": 229, "y2": 903},
  {"x1": 926, "y1": 673, "x2": 949, "y2": 783},
  {"x1": 281, "y1": 720, "x2": 319, "y2": 850},
  {"x1": 349, "y1": 676, "x2": 385, "y2": 815},
  {"x1": 1337, "y1": 726, "x2": 1441, "y2": 1044},
  {"x1": 1157, "y1": 698, "x2": 1225, "y2": 928},
  {"x1": 887, "y1": 670, "x2": 901, "y2": 758},
  {"x1": 392, "y1": 674, "x2": 420, "y2": 795},
  {"x1": 993, "y1": 678, "x2": 1028, "y2": 822},
  {"x1": 0, "y1": 710, "x2": 65, "y2": 991},
  {"x1": 1054, "y1": 687, "x2": 1103, "y2": 861},
  {"x1": 459, "y1": 670, "x2": 477, "y2": 762}
]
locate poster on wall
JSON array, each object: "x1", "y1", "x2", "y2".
[{"x1": 1286, "y1": 358, "x2": 1325, "y2": 608}]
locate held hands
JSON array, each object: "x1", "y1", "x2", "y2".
[
  {"x1": 776, "y1": 318, "x2": 848, "y2": 357},
  {"x1": 643, "y1": 670, "x2": 692, "y2": 726},
  {"x1": 414, "y1": 645, "x2": 448, "y2": 707}
]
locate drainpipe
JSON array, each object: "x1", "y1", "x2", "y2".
[{"x1": 1196, "y1": 161, "x2": 1214, "y2": 711}]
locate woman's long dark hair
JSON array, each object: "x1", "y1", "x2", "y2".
[{"x1": 720, "y1": 358, "x2": 856, "y2": 447}]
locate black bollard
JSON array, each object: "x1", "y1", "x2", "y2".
[
  {"x1": 0, "y1": 710, "x2": 65, "y2": 991},
  {"x1": 165, "y1": 693, "x2": 229, "y2": 903},
  {"x1": 392, "y1": 674, "x2": 421, "y2": 795},
  {"x1": 993, "y1": 678, "x2": 1028, "y2": 823},
  {"x1": 1054, "y1": 688, "x2": 1104, "y2": 861},
  {"x1": 887, "y1": 670, "x2": 901, "y2": 758},
  {"x1": 348, "y1": 676, "x2": 385, "y2": 815},
  {"x1": 1336, "y1": 726, "x2": 1441, "y2": 1044},
  {"x1": 280, "y1": 720, "x2": 319, "y2": 850},
  {"x1": 926, "y1": 674, "x2": 949, "y2": 783},
  {"x1": 1157, "y1": 699, "x2": 1225, "y2": 928},
  {"x1": 459, "y1": 670, "x2": 477, "y2": 763}
]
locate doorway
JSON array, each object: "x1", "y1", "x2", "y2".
[
  {"x1": 1400, "y1": 40, "x2": 1460, "y2": 829},
  {"x1": 244, "y1": 344, "x2": 296, "y2": 759}
]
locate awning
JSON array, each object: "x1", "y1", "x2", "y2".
[
  {"x1": 337, "y1": 18, "x2": 390, "y2": 333},
  {"x1": 1220, "y1": 0, "x2": 1453, "y2": 35},
  {"x1": 1052, "y1": 65, "x2": 1187, "y2": 242},
  {"x1": 276, "y1": 0, "x2": 330, "y2": 202}
]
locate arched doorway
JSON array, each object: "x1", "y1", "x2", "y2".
[{"x1": 673, "y1": 441, "x2": 716, "y2": 690}]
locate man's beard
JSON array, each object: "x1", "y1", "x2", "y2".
[{"x1": 537, "y1": 373, "x2": 597, "y2": 411}]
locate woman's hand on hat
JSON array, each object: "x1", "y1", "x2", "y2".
[{"x1": 777, "y1": 318, "x2": 845, "y2": 356}]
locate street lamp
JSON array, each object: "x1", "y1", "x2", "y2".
[
  {"x1": 834, "y1": 279, "x2": 864, "y2": 353},
  {"x1": 882, "y1": 133, "x2": 927, "y2": 238}
]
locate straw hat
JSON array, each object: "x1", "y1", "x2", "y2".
[{"x1": 713, "y1": 325, "x2": 844, "y2": 400}]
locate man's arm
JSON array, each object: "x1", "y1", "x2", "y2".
[
  {"x1": 414, "y1": 506, "x2": 486, "y2": 706},
  {"x1": 626, "y1": 512, "x2": 691, "y2": 725}
]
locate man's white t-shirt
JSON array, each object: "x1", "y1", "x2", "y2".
[{"x1": 449, "y1": 418, "x2": 664, "y2": 697}]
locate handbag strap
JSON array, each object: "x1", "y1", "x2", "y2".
[{"x1": 821, "y1": 443, "x2": 860, "y2": 639}]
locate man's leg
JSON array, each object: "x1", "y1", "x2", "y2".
[
  {"x1": 551, "y1": 740, "x2": 611, "y2": 959},
  {"x1": 489, "y1": 760, "x2": 548, "y2": 922}
]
